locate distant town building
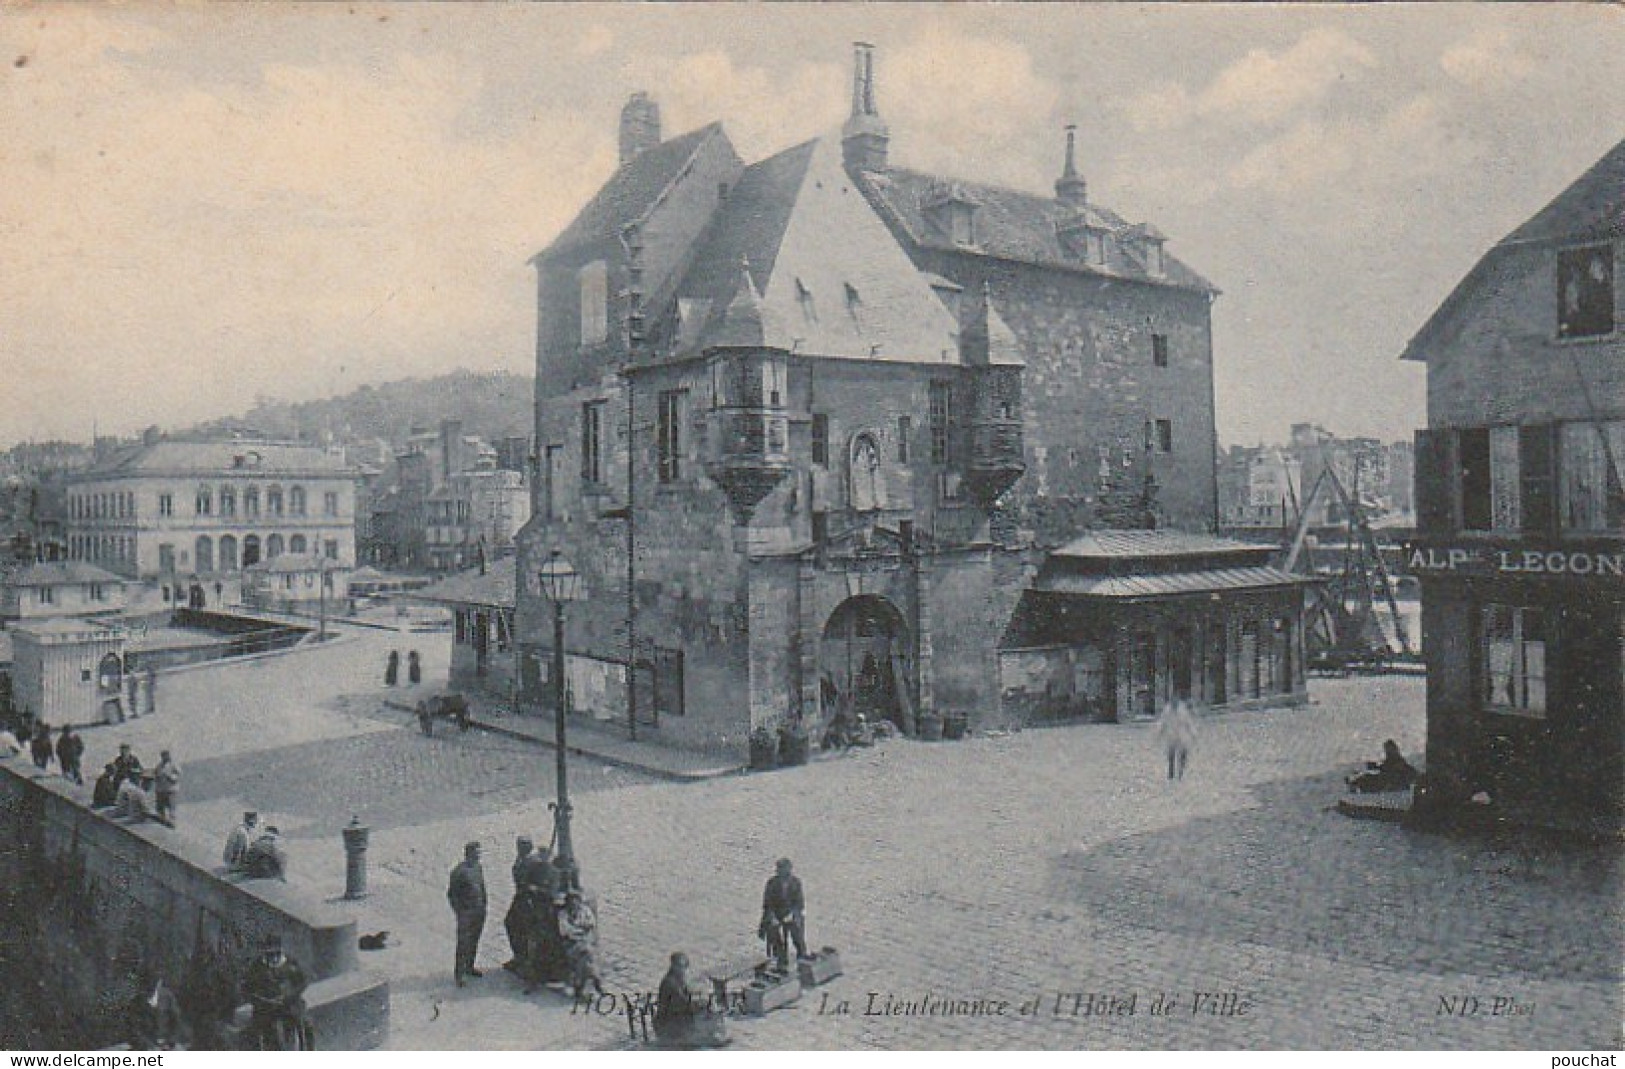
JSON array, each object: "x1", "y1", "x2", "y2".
[
  {"x1": 242, "y1": 552, "x2": 352, "y2": 615},
  {"x1": 516, "y1": 46, "x2": 1237, "y2": 757},
  {"x1": 1218, "y1": 429, "x2": 1414, "y2": 534},
  {"x1": 1219, "y1": 446, "x2": 1302, "y2": 530},
  {"x1": 1, "y1": 561, "x2": 127, "y2": 621},
  {"x1": 61, "y1": 439, "x2": 359, "y2": 586},
  {"x1": 1403, "y1": 137, "x2": 1623, "y2": 830},
  {"x1": 366, "y1": 420, "x2": 531, "y2": 571}
]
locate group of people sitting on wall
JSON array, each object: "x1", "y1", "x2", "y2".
[{"x1": 223, "y1": 810, "x2": 289, "y2": 881}]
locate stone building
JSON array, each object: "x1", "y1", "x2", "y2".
[
  {"x1": 516, "y1": 47, "x2": 1230, "y2": 756},
  {"x1": 368, "y1": 421, "x2": 530, "y2": 572},
  {"x1": 1, "y1": 561, "x2": 127, "y2": 621},
  {"x1": 61, "y1": 439, "x2": 358, "y2": 587},
  {"x1": 1403, "y1": 137, "x2": 1623, "y2": 830}
]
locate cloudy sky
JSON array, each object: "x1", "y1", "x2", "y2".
[{"x1": 2, "y1": 3, "x2": 1622, "y2": 448}]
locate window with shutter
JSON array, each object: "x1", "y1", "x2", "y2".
[
  {"x1": 1458, "y1": 428, "x2": 1492, "y2": 531},
  {"x1": 1518, "y1": 424, "x2": 1557, "y2": 536},
  {"x1": 1414, "y1": 429, "x2": 1453, "y2": 534}
]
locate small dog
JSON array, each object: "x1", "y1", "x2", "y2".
[{"x1": 358, "y1": 931, "x2": 390, "y2": 951}]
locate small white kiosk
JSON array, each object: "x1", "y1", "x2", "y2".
[{"x1": 10, "y1": 618, "x2": 128, "y2": 726}]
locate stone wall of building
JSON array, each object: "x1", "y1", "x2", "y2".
[
  {"x1": 0, "y1": 759, "x2": 387, "y2": 1050},
  {"x1": 909, "y1": 252, "x2": 1218, "y2": 539},
  {"x1": 1424, "y1": 241, "x2": 1624, "y2": 429}
]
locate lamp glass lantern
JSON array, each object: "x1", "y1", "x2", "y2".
[{"x1": 538, "y1": 550, "x2": 585, "y2": 604}]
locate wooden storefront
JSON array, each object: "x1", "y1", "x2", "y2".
[{"x1": 1000, "y1": 531, "x2": 1311, "y2": 723}]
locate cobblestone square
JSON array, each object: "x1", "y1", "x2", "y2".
[{"x1": 62, "y1": 632, "x2": 1624, "y2": 1050}]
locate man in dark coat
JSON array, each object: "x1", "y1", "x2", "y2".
[
  {"x1": 503, "y1": 836, "x2": 536, "y2": 973},
  {"x1": 242, "y1": 936, "x2": 310, "y2": 1051},
  {"x1": 759, "y1": 858, "x2": 808, "y2": 968},
  {"x1": 56, "y1": 725, "x2": 84, "y2": 785},
  {"x1": 92, "y1": 762, "x2": 122, "y2": 807},
  {"x1": 384, "y1": 650, "x2": 400, "y2": 687},
  {"x1": 447, "y1": 841, "x2": 487, "y2": 986},
  {"x1": 243, "y1": 827, "x2": 288, "y2": 881},
  {"x1": 113, "y1": 743, "x2": 143, "y2": 785},
  {"x1": 29, "y1": 723, "x2": 54, "y2": 771},
  {"x1": 654, "y1": 952, "x2": 698, "y2": 1047}
]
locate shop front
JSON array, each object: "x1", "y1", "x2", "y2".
[
  {"x1": 1000, "y1": 532, "x2": 1312, "y2": 724},
  {"x1": 1407, "y1": 538, "x2": 1625, "y2": 828}
]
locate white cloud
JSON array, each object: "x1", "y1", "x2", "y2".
[
  {"x1": 575, "y1": 24, "x2": 613, "y2": 58},
  {"x1": 1127, "y1": 28, "x2": 1376, "y2": 132},
  {"x1": 1226, "y1": 94, "x2": 1450, "y2": 198},
  {"x1": 1440, "y1": 27, "x2": 1535, "y2": 89},
  {"x1": 656, "y1": 50, "x2": 845, "y2": 161}
]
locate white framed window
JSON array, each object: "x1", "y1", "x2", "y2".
[{"x1": 1481, "y1": 604, "x2": 1546, "y2": 718}]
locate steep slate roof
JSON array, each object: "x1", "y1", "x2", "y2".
[
  {"x1": 6, "y1": 562, "x2": 123, "y2": 587},
  {"x1": 1402, "y1": 137, "x2": 1625, "y2": 362},
  {"x1": 861, "y1": 167, "x2": 1217, "y2": 295},
  {"x1": 664, "y1": 135, "x2": 963, "y2": 364},
  {"x1": 539, "y1": 123, "x2": 728, "y2": 259},
  {"x1": 1505, "y1": 138, "x2": 1625, "y2": 246},
  {"x1": 406, "y1": 556, "x2": 515, "y2": 609},
  {"x1": 78, "y1": 440, "x2": 353, "y2": 478}
]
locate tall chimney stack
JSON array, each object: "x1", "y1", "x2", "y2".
[
  {"x1": 619, "y1": 92, "x2": 662, "y2": 167},
  {"x1": 1055, "y1": 124, "x2": 1087, "y2": 208},
  {"x1": 841, "y1": 42, "x2": 890, "y2": 174}
]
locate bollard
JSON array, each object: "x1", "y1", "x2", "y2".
[{"x1": 342, "y1": 816, "x2": 370, "y2": 900}]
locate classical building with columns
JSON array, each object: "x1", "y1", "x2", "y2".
[
  {"x1": 514, "y1": 47, "x2": 1274, "y2": 758},
  {"x1": 61, "y1": 438, "x2": 359, "y2": 589}
]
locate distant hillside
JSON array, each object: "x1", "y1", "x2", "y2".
[{"x1": 187, "y1": 369, "x2": 534, "y2": 447}]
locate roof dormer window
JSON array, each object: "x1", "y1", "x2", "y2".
[
  {"x1": 1145, "y1": 241, "x2": 1165, "y2": 277},
  {"x1": 923, "y1": 180, "x2": 980, "y2": 248}
]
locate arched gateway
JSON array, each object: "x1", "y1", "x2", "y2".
[{"x1": 819, "y1": 595, "x2": 915, "y2": 735}]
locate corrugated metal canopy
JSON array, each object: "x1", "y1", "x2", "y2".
[{"x1": 1034, "y1": 565, "x2": 1312, "y2": 599}]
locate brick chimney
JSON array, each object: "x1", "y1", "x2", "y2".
[
  {"x1": 439, "y1": 419, "x2": 464, "y2": 482},
  {"x1": 841, "y1": 42, "x2": 889, "y2": 173},
  {"x1": 620, "y1": 92, "x2": 662, "y2": 166},
  {"x1": 1055, "y1": 125, "x2": 1087, "y2": 208}
]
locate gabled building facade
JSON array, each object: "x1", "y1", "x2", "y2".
[
  {"x1": 516, "y1": 48, "x2": 1225, "y2": 757},
  {"x1": 1403, "y1": 138, "x2": 1624, "y2": 830}
]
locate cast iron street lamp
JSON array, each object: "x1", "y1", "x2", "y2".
[{"x1": 538, "y1": 549, "x2": 585, "y2": 880}]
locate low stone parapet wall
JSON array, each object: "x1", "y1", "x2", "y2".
[{"x1": 0, "y1": 757, "x2": 388, "y2": 1049}]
